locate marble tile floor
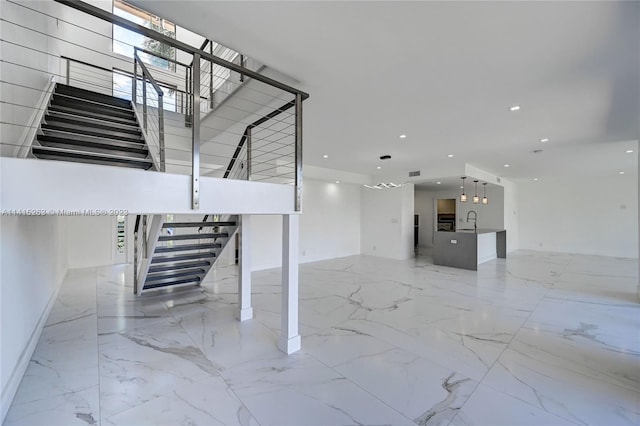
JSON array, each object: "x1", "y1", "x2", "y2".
[{"x1": 4, "y1": 251, "x2": 639, "y2": 426}]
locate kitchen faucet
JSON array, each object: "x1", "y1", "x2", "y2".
[{"x1": 466, "y1": 210, "x2": 478, "y2": 232}]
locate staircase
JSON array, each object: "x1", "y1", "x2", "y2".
[
  {"x1": 31, "y1": 84, "x2": 155, "y2": 170},
  {"x1": 137, "y1": 215, "x2": 239, "y2": 294}
]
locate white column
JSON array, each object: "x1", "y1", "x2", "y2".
[
  {"x1": 279, "y1": 214, "x2": 301, "y2": 354},
  {"x1": 236, "y1": 214, "x2": 253, "y2": 321}
]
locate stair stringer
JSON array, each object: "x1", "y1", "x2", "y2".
[{"x1": 136, "y1": 214, "x2": 164, "y2": 296}]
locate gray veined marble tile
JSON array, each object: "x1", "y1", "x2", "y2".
[
  {"x1": 102, "y1": 375, "x2": 259, "y2": 426},
  {"x1": 450, "y1": 384, "x2": 577, "y2": 426},
  {"x1": 331, "y1": 346, "x2": 478, "y2": 425},
  {"x1": 483, "y1": 347, "x2": 640, "y2": 426},
  {"x1": 221, "y1": 351, "x2": 415, "y2": 426},
  {"x1": 4, "y1": 384, "x2": 100, "y2": 426},
  {"x1": 98, "y1": 318, "x2": 222, "y2": 419}
]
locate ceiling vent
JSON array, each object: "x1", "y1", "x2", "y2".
[{"x1": 408, "y1": 170, "x2": 421, "y2": 177}]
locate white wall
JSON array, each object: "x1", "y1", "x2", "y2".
[
  {"x1": 66, "y1": 216, "x2": 116, "y2": 268},
  {"x1": 518, "y1": 174, "x2": 638, "y2": 258},
  {"x1": 0, "y1": 216, "x2": 67, "y2": 421},
  {"x1": 361, "y1": 184, "x2": 414, "y2": 260},
  {"x1": 250, "y1": 179, "x2": 362, "y2": 270}
]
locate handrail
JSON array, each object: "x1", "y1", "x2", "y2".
[
  {"x1": 134, "y1": 50, "x2": 164, "y2": 95},
  {"x1": 54, "y1": 0, "x2": 309, "y2": 100},
  {"x1": 223, "y1": 99, "x2": 296, "y2": 178},
  {"x1": 61, "y1": 55, "x2": 113, "y2": 75},
  {"x1": 135, "y1": 46, "x2": 191, "y2": 68},
  {"x1": 133, "y1": 48, "x2": 165, "y2": 172}
]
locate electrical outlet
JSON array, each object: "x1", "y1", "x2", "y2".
[
  {"x1": 451, "y1": 239, "x2": 457, "y2": 244},
  {"x1": 373, "y1": 245, "x2": 376, "y2": 251},
  {"x1": 302, "y1": 250, "x2": 306, "y2": 256}
]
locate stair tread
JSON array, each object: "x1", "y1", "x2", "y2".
[
  {"x1": 164, "y1": 221, "x2": 237, "y2": 228},
  {"x1": 48, "y1": 105, "x2": 138, "y2": 126},
  {"x1": 146, "y1": 268, "x2": 206, "y2": 281},
  {"x1": 52, "y1": 93, "x2": 134, "y2": 113},
  {"x1": 38, "y1": 133, "x2": 148, "y2": 153},
  {"x1": 142, "y1": 277, "x2": 201, "y2": 290},
  {"x1": 42, "y1": 123, "x2": 144, "y2": 144},
  {"x1": 148, "y1": 260, "x2": 211, "y2": 273},
  {"x1": 150, "y1": 252, "x2": 217, "y2": 263},
  {"x1": 32, "y1": 146, "x2": 153, "y2": 169},
  {"x1": 158, "y1": 233, "x2": 228, "y2": 241},
  {"x1": 155, "y1": 243, "x2": 222, "y2": 253},
  {"x1": 51, "y1": 96, "x2": 135, "y2": 119},
  {"x1": 45, "y1": 113, "x2": 141, "y2": 135},
  {"x1": 55, "y1": 83, "x2": 132, "y2": 108}
]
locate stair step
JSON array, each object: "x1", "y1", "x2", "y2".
[
  {"x1": 158, "y1": 233, "x2": 228, "y2": 241},
  {"x1": 143, "y1": 276, "x2": 201, "y2": 290},
  {"x1": 148, "y1": 260, "x2": 211, "y2": 273},
  {"x1": 41, "y1": 122, "x2": 144, "y2": 144},
  {"x1": 31, "y1": 146, "x2": 154, "y2": 170},
  {"x1": 164, "y1": 221, "x2": 237, "y2": 228},
  {"x1": 151, "y1": 252, "x2": 217, "y2": 263},
  {"x1": 51, "y1": 95, "x2": 135, "y2": 120},
  {"x1": 146, "y1": 268, "x2": 206, "y2": 282},
  {"x1": 44, "y1": 113, "x2": 142, "y2": 136},
  {"x1": 55, "y1": 83, "x2": 132, "y2": 109},
  {"x1": 155, "y1": 243, "x2": 222, "y2": 253},
  {"x1": 48, "y1": 105, "x2": 138, "y2": 127},
  {"x1": 37, "y1": 134, "x2": 148, "y2": 156}
]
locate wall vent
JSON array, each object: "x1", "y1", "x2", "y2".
[{"x1": 408, "y1": 170, "x2": 421, "y2": 177}]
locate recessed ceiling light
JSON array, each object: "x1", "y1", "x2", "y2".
[
  {"x1": 335, "y1": 180, "x2": 340, "y2": 184},
  {"x1": 399, "y1": 134, "x2": 407, "y2": 139},
  {"x1": 447, "y1": 154, "x2": 454, "y2": 158},
  {"x1": 376, "y1": 166, "x2": 382, "y2": 170},
  {"x1": 509, "y1": 105, "x2": 521, "y2": 111},
  {"x1": 625, "y1": 150, "x2": 634, "y2": 154},
  {"x1": 504, "y1": 164, "x2": 510, "y2": 167},
  {"x1": 460, "y1": 186, "x2": 464, "y2": 189},
  {"x1": 437, "y1": 181, "x2": 441, "y2": 185},
  {"x1": 619, "y1": 171, "x2": 625, "y2": 175},
  {"x1": 540, "y1": 138, "x2": 549, "y2": 143},
  {"x1": 533, "y1": 178, "x2": 539, "y2": 181},
  {"x1": 323, "y1": 155, "x2": 328, "y2": 158}
]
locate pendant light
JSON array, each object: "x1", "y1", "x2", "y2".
[
  {"x1": 460, "y1": 177, "x2": 467, "y2": 202},
  {"x1": 473, "y1": 180, "x2": 480, "y2": 204},
  {"x1": 482, "y1": 182, "x2": 489, "y2": 205}
]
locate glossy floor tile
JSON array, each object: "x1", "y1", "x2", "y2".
[{"x1": 4, "y1": 251, "x2": 639, "y2": 426}]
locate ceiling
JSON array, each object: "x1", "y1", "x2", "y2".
[{"x1": 133, "y1": 1, "x2": 639, "y2": 183}]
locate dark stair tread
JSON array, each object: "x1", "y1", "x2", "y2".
[
  {"x1": 48, "y1": 105, "x2": 138, "y2": 126},
  {"x1": 150, "y1": 252, "x2": 217, "y2": 263},
  {"x1": 154, "y1": 243, "x2": 222, "y2": 253},
  {"x1": 146, "y1": 268, "x2": 206, "y2": 281},
  {"x1": 51, "y1": 96, "x2": 135, "y2": 120},
  {"x1": 158, "y1": 233, "x2": 228, "y2": 241},
  {"x1": 164, "y1": 221, "x2": 237, "y2": 228},
  {"x1": 142, "y1": 277, "x2": 201, "y2": 290},
  {"x1": 31, "y1": 146, "x2": 154, "y2": 170},
  {"x1": 41, "y1": 123, "x2": 144, "y2": 144},
  {"x1": 148, "y1": 260, "x2": 211, "y2": 273},
  {"x1": 45, "y1": 113, "x2": 142, "y2": 135},
  {"x1": 38, "y1": 133, "x2": 148, "y2": 154},
  {"x1": 55, "y1": 83, "x2": 132, "y2": 108}
]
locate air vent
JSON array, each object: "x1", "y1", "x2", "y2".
[{"x1": 408, "y1": 170, "x2": 421, "y2": 177}]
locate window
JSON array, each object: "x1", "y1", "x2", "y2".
[{"x1": 113, "y1": 0, "x2": 176, "y2": 70}]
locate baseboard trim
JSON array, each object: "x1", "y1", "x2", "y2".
[{"x1": 1, "y1": 267, "x2": 66, "y2": 423}]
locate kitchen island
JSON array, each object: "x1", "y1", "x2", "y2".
[{"x1": 433, "y1": 229, "x2": 506, "y2": 271}]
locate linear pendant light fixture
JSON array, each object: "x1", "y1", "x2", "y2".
[
  {"x1": 473, "y1": 180, "x2": 480, "y2": 204},
  {"x1": 460, "y1": 177, "x2": 467, "y2": 202},
  {"x1": 482, "y1": 182, "x2": 488, "y2": 204}
]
